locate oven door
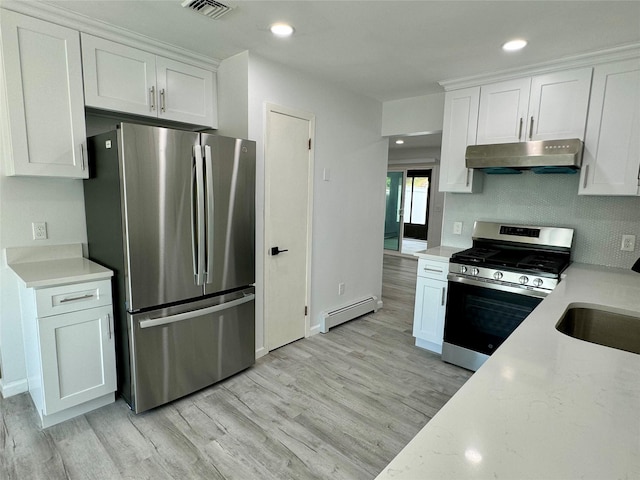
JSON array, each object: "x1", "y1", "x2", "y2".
[{"x1": 442, "y1": 275, "x2": 546, "y2": 371}]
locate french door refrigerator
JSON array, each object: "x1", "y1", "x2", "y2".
[{"x1": 83, "y1": 123, "x2": 255, "y2": 413}]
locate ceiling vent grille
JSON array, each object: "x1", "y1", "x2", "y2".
[{"x1": 181, "y1": 0, "x2": 233, "y2": 19}]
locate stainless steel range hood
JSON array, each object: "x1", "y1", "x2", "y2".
[{"x1": 465, "y1": 138, "x2": 584, "y2": 174}]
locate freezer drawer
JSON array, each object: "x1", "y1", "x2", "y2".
[{"x1": 128, "y1": 289, "x2": 255, "y2": 413}]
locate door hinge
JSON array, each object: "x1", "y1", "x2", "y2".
[
  {"x1": 304, "y1": 306, "x2": 308, "y2": 316},
  {"x1": 308, "y1": 138, "x2": 311, "y2": 150}
]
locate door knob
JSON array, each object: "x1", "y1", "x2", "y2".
[{"x1": 270, "y1": 246, "x2": 289, "y2": 256}]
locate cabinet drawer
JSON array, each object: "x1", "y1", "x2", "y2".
[
  {"x1": 35, "y1": 279, "x2": 112, "y2": 317},
  {"x1": 417, "y1": 258, "x2": 449, "y2": 281}
]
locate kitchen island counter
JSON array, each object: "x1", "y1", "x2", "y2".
[{"x1": 376, "y1": 262, "x2": 640, "y2": 479}]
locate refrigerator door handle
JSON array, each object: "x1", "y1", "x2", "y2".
[
  {"x1": 194, "y1": 146, "x2": 206, "y2": 286},
  {"x1": 204, "y1": 144, "x2": 214, "y2": 284},
  {"x1": 138, "y1": 293, "x2": 255, "y2": 329}
]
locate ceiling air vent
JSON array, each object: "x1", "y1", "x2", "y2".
[{"x1": 181, "y1": 0, "x2": 233, "y2": 19}]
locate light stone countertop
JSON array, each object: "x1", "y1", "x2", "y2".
[
  {"x1": 6, "y1": 244, "x2": 113, "y2": 288},
  {"x1": 376, "y1": 262, "x2": 640, "y2": 480},
  {"x1": 413, "y1": 245, "x2": 465, "y2": 262}
]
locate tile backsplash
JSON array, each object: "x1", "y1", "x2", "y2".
[{"x1": 442, "y1": 173, "x2": 640, "y2": 269}]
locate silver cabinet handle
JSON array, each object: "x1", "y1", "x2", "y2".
[
  {"x1": 107, "y1": 313, "x2": 112, "y2": 340},
  {"x1": 518, "y1": 117, "x2": 523, "y2": 140},
  {"x1": 193, "y1": 146, "x2": 205, "y2": 286},
  {"x1": 204, "y1": 145, "x2": 214, "y2": 284},
  {"x1": 139, "y1": 294, "x2": 255, "y2": 329},
  {"x1": 80, "y1": 143, "x2": 86, "y2": 171},
  {"x1": 466, "y1": 168, "x2": 470, "y2": 187},
  {"x1": 160, "y1": 88, "x2": 166, "y2": 112},
  {"x1": 583, "y1": 164, "x2": 589, "y2": 189},
  {"x1": 150, "y1": 86, "x2": 156, "y2": 111},
  {"x1": 423, "y1": 267, "x2": 443, "y2": 273},
  {"x1": 529, "y1": 116, "x2": 534, "y2": 140},
  {"x1": 441, "y1": 287, "x2": 446, "y2": 306},
  {"x1": 59, "y1": 293, "x2": 94, "y2": 303}
]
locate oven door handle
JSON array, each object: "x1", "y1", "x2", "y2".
[{"x1": 447, "y1": 274, "x2": 549, "y2": 299}]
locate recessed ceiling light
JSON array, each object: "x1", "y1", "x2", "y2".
[
  {"x1": 270, "y1": 23, "x2": 294, "y2": 38},
  {"x1": 395, "y1": 139, "x2": 405, "y2": 145},
  {"x1": 502, "y1": 39, "x2": 527, "y2": 52}
]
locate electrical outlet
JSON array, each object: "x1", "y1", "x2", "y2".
[
  {"x1": 338, "y1": 283, "x2": 345, "y2": 295},
  {"x1": 453, "y1": 222, "x2": 463, "y2": 235},
  {"x1": 621, "y1": 234, "x2": 636, "y2": 252},
  {"x1": 32, "y1": 222, "x2": 47, "y2": 240}
]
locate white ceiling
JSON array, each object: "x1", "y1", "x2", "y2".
[{"x1": 36, "y1": 0, "x2": 640, "y2": 102}]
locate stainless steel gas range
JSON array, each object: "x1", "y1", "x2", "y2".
[{"x1": 442, "y1": 221, "x2": 574, "y2": 371}]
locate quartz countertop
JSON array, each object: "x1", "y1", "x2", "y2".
[
  {"x1": 414, "y1": 245, "x2": 465, "y2": 262},
  {"x1": 375, "y1": 262, "x2": 640, "y2": 479},
  {"x1": 6, "y1": 244, "x2": 113, "y2": 288}
]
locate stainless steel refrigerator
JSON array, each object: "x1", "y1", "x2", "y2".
[{"x1": 83, "y1": 123, "x2": 255, "y2": 413}]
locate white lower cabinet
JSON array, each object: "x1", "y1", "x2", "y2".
[
  {"x1": 20, "y1": 279, "x2": 116, "y2": 428},
  {"x1": 413, "y1": 258, "x2": 449, "y2": 354}
]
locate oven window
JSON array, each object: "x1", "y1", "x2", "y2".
[{"x1": 444, "y1": 281, "x2": 543, "y2": 355}]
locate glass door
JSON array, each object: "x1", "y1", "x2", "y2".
[
  {"x1": 403, "y1": 169, "x2": 431, "y2": 241},
  {"x1": 384, "y1": 171, "x2": 404, "y2": 251}
]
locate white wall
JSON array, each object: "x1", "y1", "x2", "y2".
[
  {"x1": 0, "y1": 172, "x2": 87, "y2": 395},
  {"x1": 216, "y1": 51, "x2": 249, "y2": 139},
  {"x1": 381, "y1": 93, "x2": 445, "y2": 137},
  {"x1": 244, "y1": 53, "x2": 388, "y2": 354}
]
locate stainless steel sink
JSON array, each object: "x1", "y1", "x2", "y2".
[{"x1": 556, "y1": 307, "x2": 640, "y2": 355}]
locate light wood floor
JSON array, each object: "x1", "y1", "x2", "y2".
[{"x1": 0, "y1": 255, "x2": 472, "y2": 479}]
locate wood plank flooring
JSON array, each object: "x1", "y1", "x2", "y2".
[{"x1": 0, "y1": 255, "x2": 472, "y2": 479}]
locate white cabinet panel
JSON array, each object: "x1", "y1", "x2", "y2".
[
  {"x1": 413, "y1": 258, "x2": 449, "y2": 353},
  {"x1": 528, "y1": 68, "x2": 593, "y2": 141},
  {"x1": 439, "y1": 87, "x2": 483, "y2": 193},
  {"x1": 477, "y1": 68, "x2": 592, "y2": 145},
  {"x1": 1, "y1": 10, "x2": 87, "y2": 178},
  {"x1": 81, "y1": 33, "x2": 216, "y2": 127},
  {"x1": 39, "y1": 305, "x2": 116, "y2": 415},
  {"x1": 477, "y1": 78, "x2": 531, "y2": 144},
  {"x1": 82, "y1": 34, "x2": 156, "y2": 116},
  {"x1": 156, "y1": 56, "x2": 214, "y2": 126},
  {"x1": 579, "y1": 59, "x2": 640, "y2": 196}
]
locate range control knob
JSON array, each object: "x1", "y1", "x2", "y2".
[
  {"x1": 471, "y1": 268, "x2": 480, "y2": 276},
  {"x1": 493, "y1": 271, "x2": 503, "y2": 280},
  {"x1": 460, "y1": 265, "x2": 468, "y2": 274},
  {"x1": 532, "y1": 278, "x2": 543, "y2": 287},
  {"x1": 519, "y1": 275, "x2": 529, "y2": 285}
]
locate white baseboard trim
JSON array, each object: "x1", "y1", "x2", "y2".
[
  {"x1": 415, "y1": 337, "x2": 443, "y2": 355},
  {"x1": 308, "y1": 324, "x2": 321, "y2": 337},
  {"x1": 255, "y1": 346, "x2": 268, "y2": 359},
  {"x1": 0, "y1": 378, "x2": 28, "y2": 398}
]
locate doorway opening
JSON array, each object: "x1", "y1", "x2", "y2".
[{"x1": 384, "y1": 169, "x2": 431, "y2": 255}]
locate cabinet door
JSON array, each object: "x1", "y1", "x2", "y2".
[
  {"x1": 528, "y1": 68, "x2": 592, "y2": 141},
  {"x1": 579, "y1": 59, "x2": 640, "y2": 196},
  {"x1": 38, "y1": 305, "x2": 116, "y2": 415},
  {"x1": 413, "y1": 277, "x2": 447, "y2": 346},
  {"x1": 156, "y1": 56, "x2": 215, "y2": 126},
  {"x1": 439, "y1": 87, "x2": 483, "y2": 193},
  {"x1": 477, "y1": 78, "x2": 531, "y2": 144},
  {"x1": 1, "y1": 11, "x2": 87, "y2": 178},
  {"x1": 81, "y1": 34, "x2": 157, "y2": 117}
]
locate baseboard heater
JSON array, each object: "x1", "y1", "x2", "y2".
[{"x1": 320, "y1": 296, "x2": 382, "y2": 333}]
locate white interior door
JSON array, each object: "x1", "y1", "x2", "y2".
[{"x1": 264, "y1": 106, "x2": 313, "y2": 351}]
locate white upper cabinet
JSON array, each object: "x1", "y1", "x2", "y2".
[
  {"x1": 579, "y1": 59, "x2": 640, "y2": 196},
  {"x1": 81, "y1": 34, "x2": 216, "y2": 127},
  {"x1": 477, "y1": 68, "x2": 593, "y2": 144},
  {"x1": 439, "y1": 87, "x2": 483, "y2": 193},
  {"x1": 0, "y1": 11, "x2": 88, "y2": 178}
]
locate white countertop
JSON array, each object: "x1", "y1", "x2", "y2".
[
  {"x1": 376, "y1": 263, "x2": 640, "y2": 479},
  {"x1": 6, "y1": 244, "x2": 113, "y2": 288},
  {"x1": 414, "y1": 245, "x2": 465, "y2": 262}
]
